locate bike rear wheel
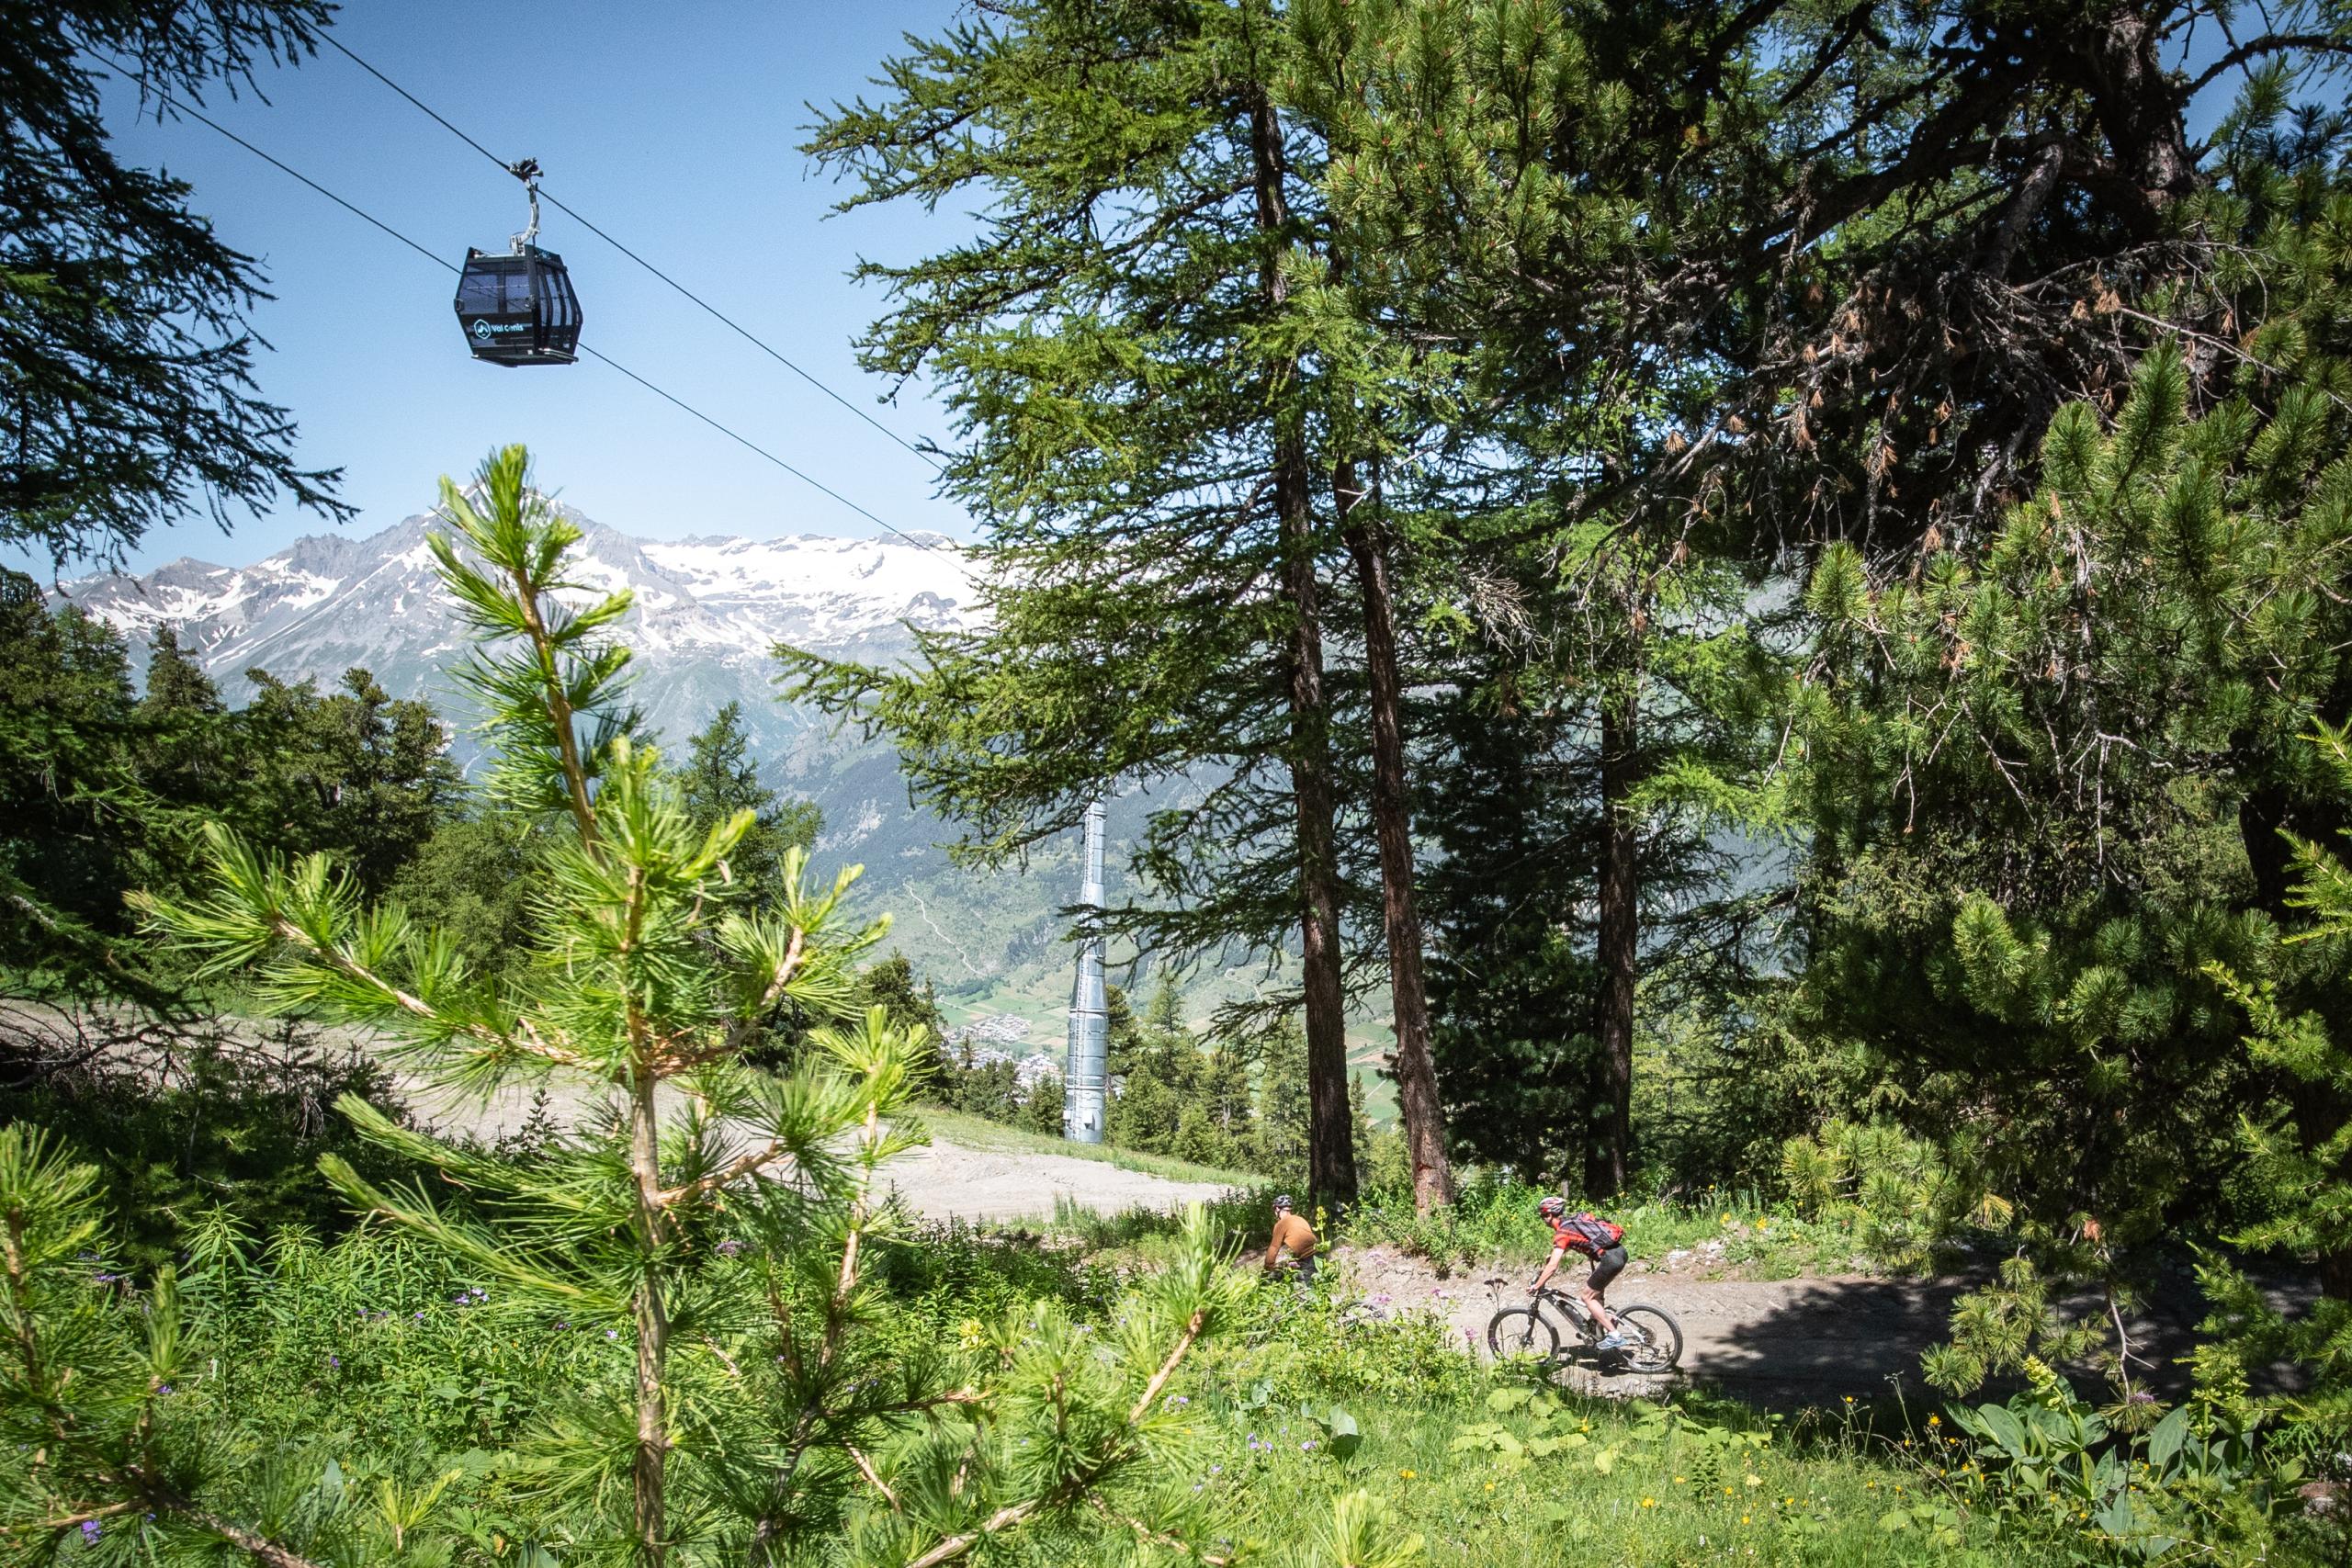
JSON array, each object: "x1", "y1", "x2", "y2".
[
  {"x1": 1486, "y1": 1305, "x2": 1559, "y2": 1362},
  {"x1": 1611, "y1": 1303, "x2": 1683, "y2": 1371}
]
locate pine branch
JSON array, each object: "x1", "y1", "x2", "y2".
[
  {"x1": 899, "y1": 1305, "x2": 1212, "y2": 1568},
  {"x1": 652, "y1": 1139, "x2": 797, "y2": 1208},
  {"x1": 260, "y1": 912, "x2": 585, "y2": 1067}
]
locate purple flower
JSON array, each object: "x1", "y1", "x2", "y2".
[
  {"x1": 605, "y1": 1329, "x2": 619, "y2": 1340},
  {"x1": 328, "y1": 1356, "x2": 341, "y2": 1369},
  {"x1": 413, "y1": 1311, "x2": 426, "y2": 1322},
  {"x1": 718, "y1": 1238, "x2": 742, "y2": 1258},
  {"x1": 1301, "y1": 1440, "x2": 1317, "y2": 1451},
  {"x1": 81, "y1": 1521, "x2": 101, "y2": 1542}
]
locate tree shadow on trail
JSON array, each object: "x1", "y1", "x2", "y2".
[
  {"x1": 1665, "y1": 1264, "x2": 2313, "y2": 1414},
  {"x1": 1670, "y1": 1276, "x2": 1970, "y2": 1410}
]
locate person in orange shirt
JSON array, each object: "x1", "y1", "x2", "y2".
[{"x1": 1261, "y1": 1193, "x2": 1317, "y2": 1283}]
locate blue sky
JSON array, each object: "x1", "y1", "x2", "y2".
[
  {"x1": 35, "y1": 0, "x2": 974, "y2": 577},
  {"x1": 18, "y1": 6, "x2": 2291, "y2": 581}
]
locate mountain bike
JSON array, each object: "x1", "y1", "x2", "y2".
[{"x1": 1484, "y1": 1278, "x2": 1683, "y2": 1373}]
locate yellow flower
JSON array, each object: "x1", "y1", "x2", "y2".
[
  {"x1": 1674, "y1": 1475, "x2": 1687, "y2": 1484},
  {"x1": 1484, "y1": 1482, "x2": 1496, "y2": 1493},
  {"x1": 1927, "y1": 1415, "x2": 1940, "y2": 1427},
  {"x1": 1841, "y1": 1395, "x2": 1855, "y2": 1404},
  {"x1": 1740, "y1": 1516, "x2": 1751, "y2": 1526},
  {"x1": 1398, "y1": 1469, "x2": 1416, "y2": 1481},
  {"x1": 1722, "y1": 1486, "x2": 1734, "y2": 1495},
  {"x1": 1640, "y1": 1497, "x2": 1657, "y2": 1508},
  {"x1": 1755, "y1": 1219, "x2": 1769, "y2": 1232},
  {"x1": 1720, "y1": 1214, "x2": 1733, "y2": 1226}
]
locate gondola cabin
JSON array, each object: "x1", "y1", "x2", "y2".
[{"x1": 454, "y1": 245, "x2": 582, "y2": 366}]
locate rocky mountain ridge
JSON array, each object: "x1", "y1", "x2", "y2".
[{"x1": 54, "y1": 502, "x2": 1086, "y2": 1041}]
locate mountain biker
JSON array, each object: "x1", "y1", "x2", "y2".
[
  {"x1": 1530, "y1": 1195, "x2": 1629, "y2": 1350},
  {"x1": 1262, "y1": 1194, "x2": 1317, "y2": 1283}
]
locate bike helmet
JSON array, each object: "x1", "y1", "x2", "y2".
[
  {"x1": 1272, "y1": 1194, "x2": 1294, "y2": 1212},
  {"x1": 1538, "y1": 1195, "x2": 1568, "y2": 1218}
]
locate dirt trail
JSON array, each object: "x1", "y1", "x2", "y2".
[
  {"x1": 1329, "y1": 1243, "x2": 2239, "y2": 1408},
  {"x1": 401, "y1": 1073, "x2": 1236, "y2": 1224},
  {"x1": 876, "y1": 1139, "x2": 1235, "y2": 1224}
]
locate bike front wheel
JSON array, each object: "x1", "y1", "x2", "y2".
[
  {"x1": 1611, "y1": 1303, "x2": 1683, "y2": 1371},
  {"x1": 1486, "y1": 1304, "x2": 1559, "y2": 1362}
]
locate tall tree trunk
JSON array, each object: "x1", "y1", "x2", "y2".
[
  {"x1": 1249, "y1": 80, "x2": 1356, "y2": 1209},
  {"x1": 1340, "y1": 468, "x2": 1453, "y2": 1212},
  {"x1": 1590, "y1": 660, "x2": 1641, "y2": 1198},
  {"x1": 627, "y1": 1066, "x2": 671, "y2": 1565}
]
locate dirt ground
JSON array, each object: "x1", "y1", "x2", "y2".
[
  {"x1": 400, "y1": 1070, "x2": 1236, "y2": 1224},
  {"x1": 1326, "y1": 1242, "x2": 2254, "y2": 1408},
  {"x1": 875, "y1": 1138, "x2": 1236, "y2": 1223},
  {"x1": 1329, "y1": 1242, "x2": 1972, "y2": 1404}
]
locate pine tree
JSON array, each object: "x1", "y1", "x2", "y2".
[
  {"x1": 0, "y1": 574, "x2": 187, "y2": 1003},
  {"x1": 1790, "y1": 351, "x2": 2352, "y2": 1392},
  {"x1": 854, "y1": 952, "x2": 949, "y2": 1086},
  {"x1": 675, "y1": 700, "x2": 822, "y2": 902},
  {"x1": 1, "y1": 1, "x2": 352, "y2": 567},
  {"x1": 1249, "y1": 1016, "x2": 1316, "y2": 1185},
  {"x1": 119, "y1": 447, "x2": 1257, "y2": 1563},
  {"x1": 790, "y1": 0, "x2": 1487, "y2": 1211},
  {"x1": 237, "y1": 667, "x2": 462, "y2": 897}
]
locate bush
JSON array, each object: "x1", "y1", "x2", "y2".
[
  {"x1": 0, "y1": 1009, "x2": 420, "y2": 1267},
  {"x1": 1340, "y1": 1173, "x2": 1875, "y2": 1279}
]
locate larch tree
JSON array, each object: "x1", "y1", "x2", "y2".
[
  {"x1": 791, "y1": 0, "x2": 1460, "y2": 1210},
  {"x1": 107, "y1": 447, "x2": 1259, "y2": 1566}
]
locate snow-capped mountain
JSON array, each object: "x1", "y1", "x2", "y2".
[
  {"x1": 52, "y1": 503, "x2": 1084, "y2": 1024},
  {"x1": 57, "y1": 503, "x2": 975, "y2": 709}
]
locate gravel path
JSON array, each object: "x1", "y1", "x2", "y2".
[
  {"x1": 876, "y1": 1139, "x2": 1236, "y2": 1224},
  {"x1": 1329, "y1": 1243, "x2": 2254, "y2": 1408},
  {"x1": 401, "y1": 1073, "x2": 1236, "y2": 1224}
]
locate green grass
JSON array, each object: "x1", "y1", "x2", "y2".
[
  {"x1": 1166, "y1": 1384, "x2": 2044, "y2": 1567},
  {"x1": 911, "y1": 1102, "x2": 1264, "y2": 1188},
  {"x1": 1135, "y1": 1283, "x2": 2055, "y2": 1568},
  {"x1": 49, "y1": 1160, "x2": 2263, "y2": 1567}
]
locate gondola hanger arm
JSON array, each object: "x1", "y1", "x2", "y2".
[{"x1": 508, "y1": 157, "x2": 544, "y2": 253}]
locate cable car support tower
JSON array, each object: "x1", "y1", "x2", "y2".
[{"x1": 1063, "y1": 801, "x2": 1108, "y2": 1144}]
